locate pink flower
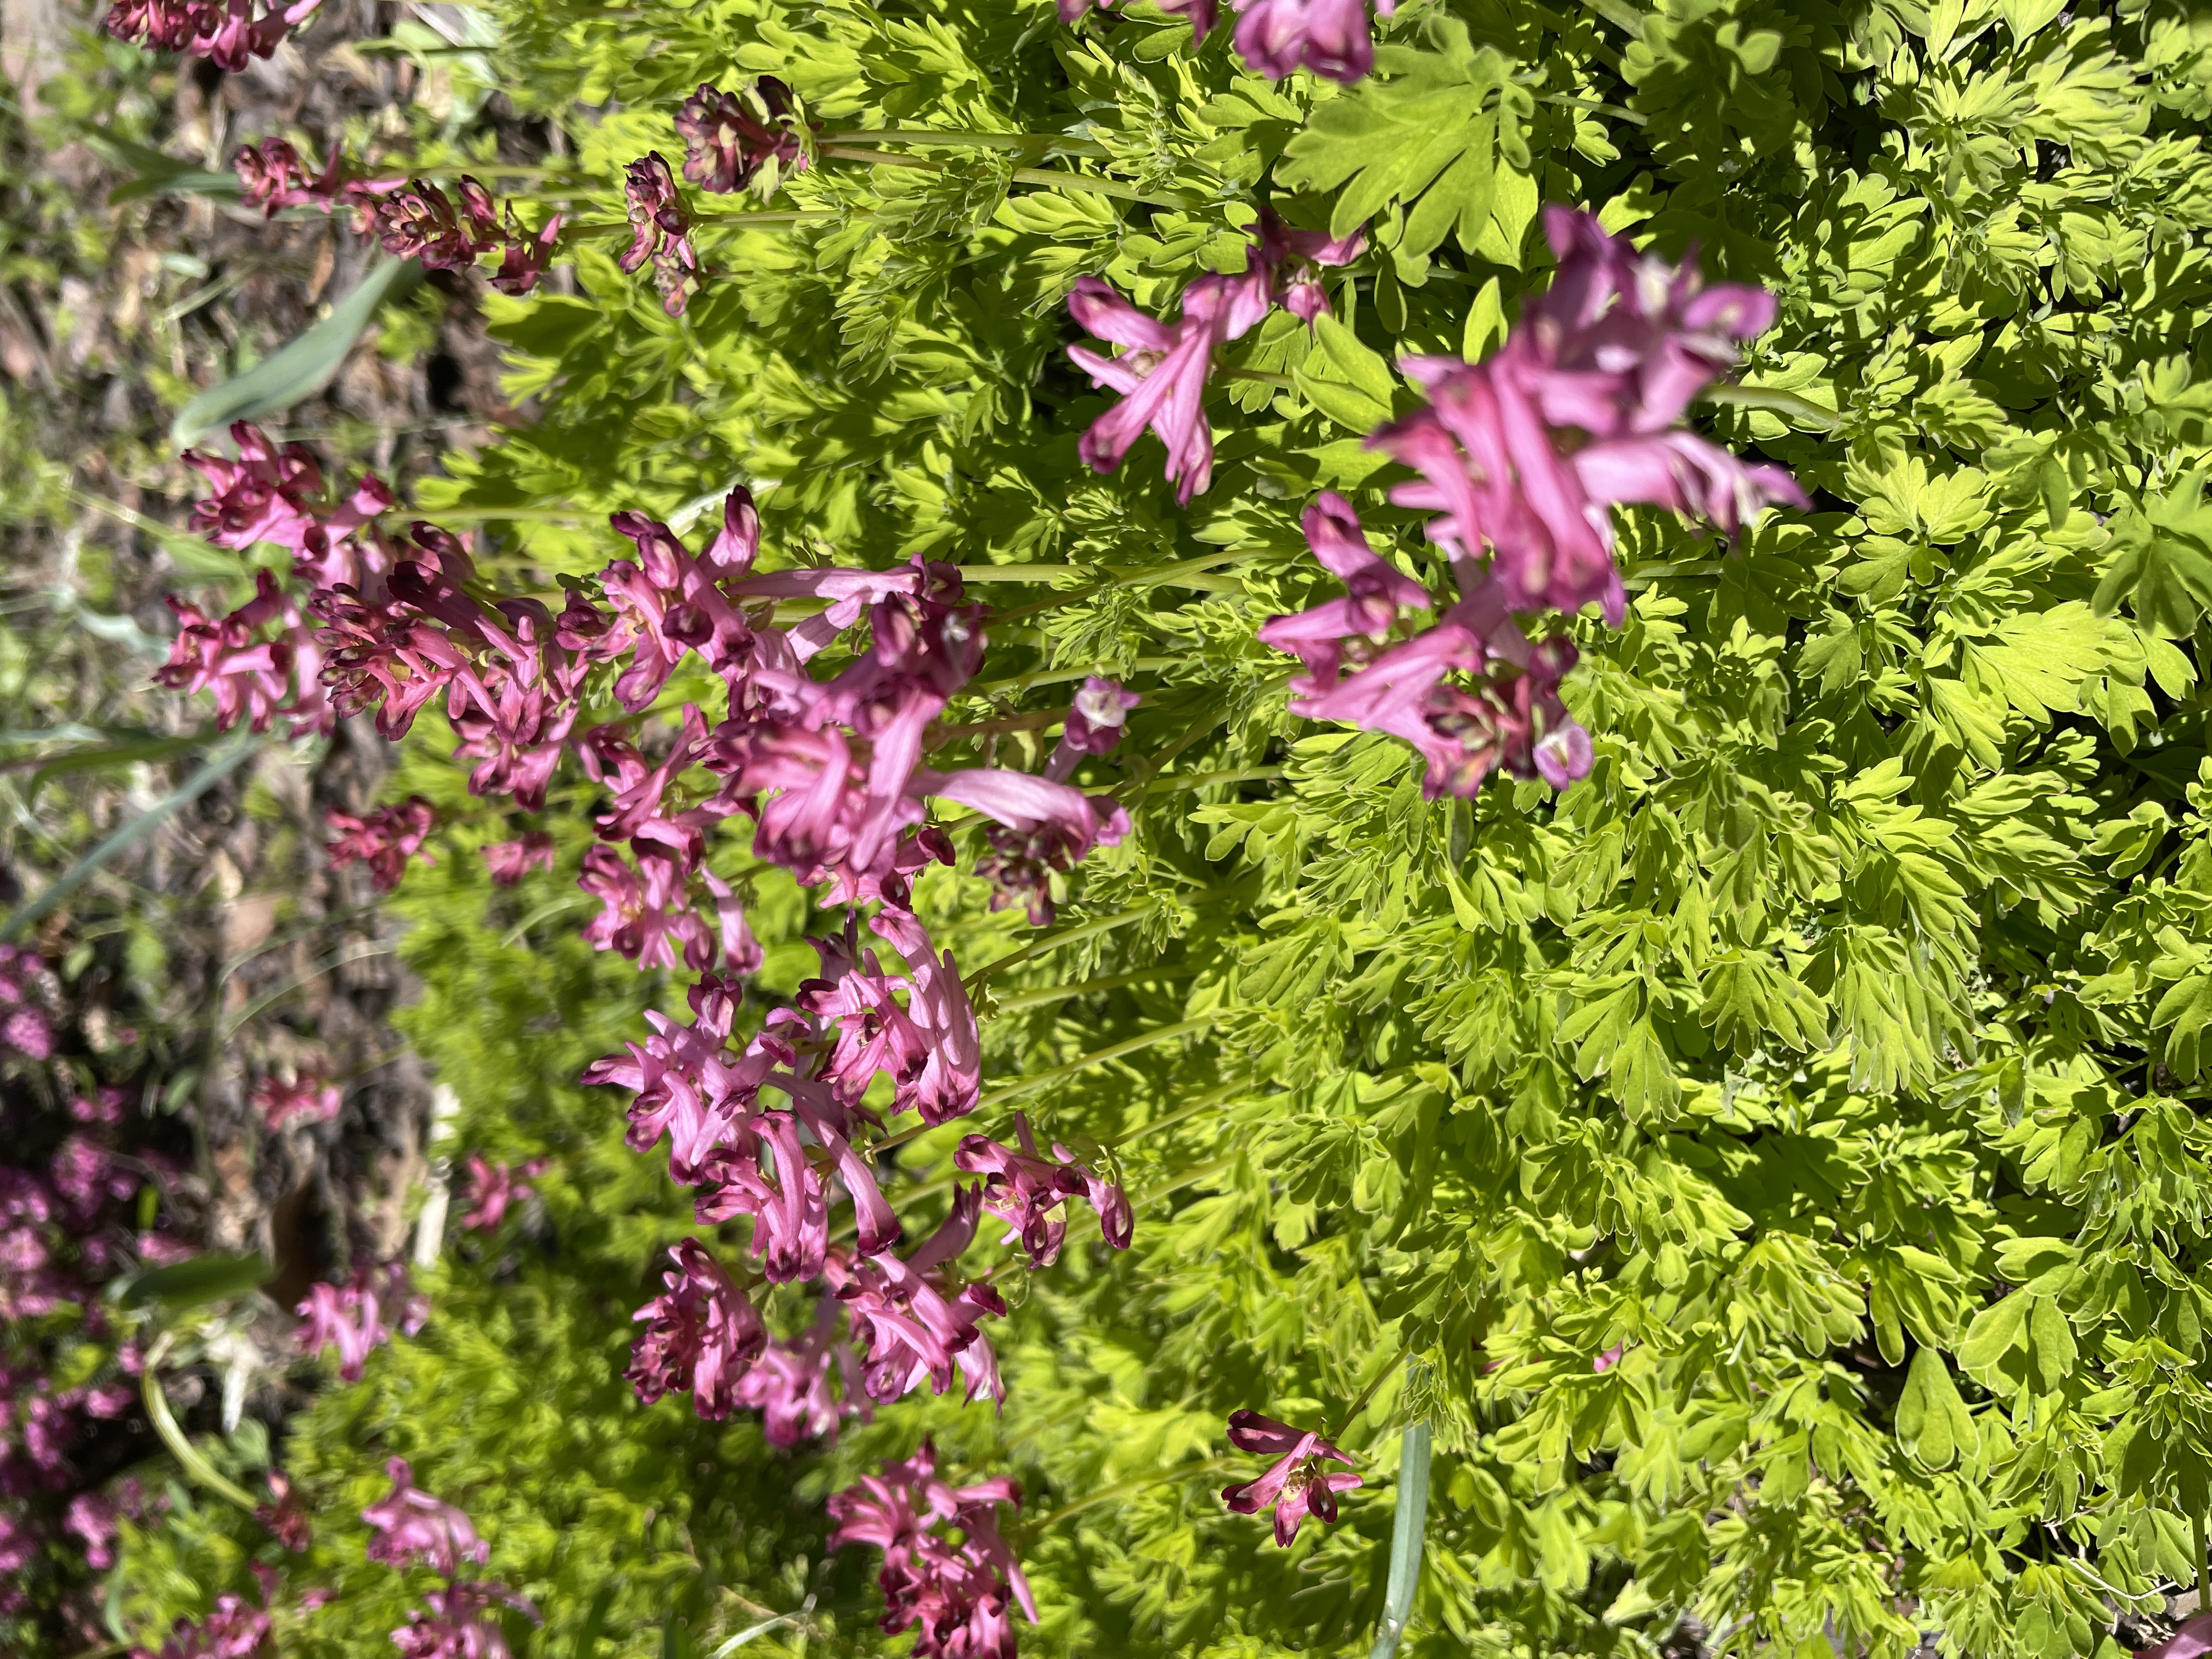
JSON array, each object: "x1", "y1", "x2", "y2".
[
  {"x1": 232, "y1": 137, "x2": 352, "y2": 216},
  {"x1": 828, "y1": 1439, "x2": 1036, "y2": 1659},
  {"x1": 0, "y1": 946, "x2": 55, "y2": 1060},
  {"x1": 253, "y1": 1074, "x2": 341, "y2": 1131},
  {"x1": 832, "y1": 1188, "x2": 1007, "y2": 1406},
  {"x1": 256, "y1": 1470, "x2": 311, "y2": 1551},
  {"x1": 326, "y1": 797, "x2": 438, "y2": 892},
  {"x1": 482, "y1": 831, "x2": 556, "y2": 887},
  {"x1": 599, "y1": 512, "x2": 758, "y2": 711},
  {"x1": 1255, "y1": 492, "x2": 1430, "y2": 686},
  {"x1": 1374, "y1": 208, "x2": 1804, "y2": 625},
  {"x1": 144, "y1": 1592, "x2": 272, "y2": 1658},
  {"x1": 1043, "y1": 676, "x2": 1141, "y2": 782},
  {"x1": 296, "y1": 1262, "x2": 424, "y2": 1382},
  {"x1": 675, "y1": 79, "x2": 810, "y2": 198},
  {"x1": 1254, "y1": 208, "x2": 1364, "y2": 325},
  {"x1": 64, "y1": 1491, "x2": 118, "y2": 1568},
  {"x1": 1066, "y1": 268, "x2": 1273, "y2": 504},
  {"x1": 1059, "y1": 0, "x2": 1216, "y2": 42},
  {"x1": 458, "y1": 1155, "x2": 544, "y2": 1231},
  {"x1": 362, "y1": 1456, "x2": 490, "y2": 1577},
  {"x1": 1220, "y1": 1410, "x2": 1362, "y2": 1547},
  {"x1": 868, "y1": 906, "x2": 981, "y2": 1126},
  {"x1": 154, "y1": 571, "x2": 300, "y2": 735},
  {"x1": 488, "y1": 212, "x2": 562, "y2": 297},
  {"x1": 353, "y1": 177, "x2": 503, "y2": 272},
  {"x1": 1593, "y1": 1341, "x2": 1626, "y2": 1373},
  {"x1": 954, "y1": 1113, "x2": 1131, "y2": 1266},
  {"x1": 732, "y1": 1298, "x2": 870, "y2": 1447},
  {"x1": 618, "y1": 154, "x2": 701, "y2": 317},
  {"x1": 1231, "y1": 0, "x2": 1395, "y2": 82},
  {"x1": 2143, "y1": 1616, "x2": 2212, "y2": 1659},
  {"x1": 106, "y1": 0, "x2": 319, "y2": 71},
  {"x1": 582, "y1": 973, "x2": 772, "y2": 1180},
  {"x1": 577, "y1": 844, "x2": 720, "y2": 972},
  {"x1": 390, "y1": 1582, "x2": 539, "y2": 1659},
  {"x1": 923, "y1": 767, "x2": 1131, "y2": 926},
  {"x1": 627, "y1": 1237, "x2": 766, "y2": 1419}
]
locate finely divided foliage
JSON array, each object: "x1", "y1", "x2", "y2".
[{"x1": 87, "y1": 1, "x2": 2212, "y2": 1658}]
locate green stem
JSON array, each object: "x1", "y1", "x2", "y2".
[
  {"x1": 1367, "y1": 1424, "x2": 1434, "y2": 1659},
  {"x1": 974, "y1": 1017, "x2": 1214, "y2": 1114},
  {"x1": 963, "y1": 900, "x2": 1163, "y2": 989},
  {"x1": 823, "y1": 128, "x2": 1113, "y2": 159},
  {"x1": 819, "y1": 142, "x2": 1192, "y2": 208},
  {"x1": 1119, "y1": 765, "x2": 1284, "y2": 803},
  {"x1": 143, "y1": 1368, "x2": 263, "y2": 1514},
  {"x1": 1330, "y1": 1344, "x2": 1412, "y2": 1443},
  {"x1": 1218, "y1": 366, "x2": 1296, "y2": 388},
  {"x1": 1013, "y1": 1458, "x2": 1234, "y2": 1542},
  {"x1": 2197, "y1": 1509, "x2": 2208, "y2": 1619},
  {"x1": 989, "y1": 964, "x2": 1199, "y2": 1013},
  {"x1": 1535, "y1": 92, "x2": 1647, "y2": 125}
]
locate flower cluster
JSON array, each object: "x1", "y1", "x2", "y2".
[
  {"x1": 1068, "y1": 212, "x2": 1361, "y2": 504},
  {"x1": 325, "y1": 797, "x2": 438, "y2": 893},
  {"x1": 457, "y1": 1155, "x2": 544, "y2": 1231},
  {"x1": 363, "y1": 1460, "x2": 538, "y2": 1659},
  {"x1": 1218, "y1": 1411, "x2": 1362, "y2": 1546},
  {"x1": 137, "y1": 1592, "x2": 272, "y2": 1659},
  {"x1": 252, "y1": 1073, "x2": 342, "y2": 1131},
  {"x1": 295, "y1": 1261, "x2": 427, "y2": 1383},
  {"x1": 104, "y1": 0, "x2": 319, "y2": 72},
  {"x1": 619, "y1": 154, "x2": 703, "y2": 317},
  {"x1": 1256, "y1": 208, "x2": 1803, "y2": 800},
  {"x1": 675, "y1": 78, "x2": 811, "y2": 199},
  {"x1": 0, "y1": 944, "x2": 57, "y2": 1060},
  {"x1": 828, "y1": 1439, "x2": 1035, "y2": 1659},
  {"x1": 1059, "y1": 0, "x2": 1392, "y2": 84}
]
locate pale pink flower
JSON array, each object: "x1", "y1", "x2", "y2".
[
  {"x1": 458, "y1": 1155, "x2": 545, "y2": 1231},
  {"x1": 831, "y1": 1189, "x2": 1007, "y2": 1406},
  {"x1": 955, "y1": 1113, "x2": 1131, "y2": 1266},
  {"x1": 390, "y1": 1582, "x2": 539, "y2": 1659},
  {"x1": 362, "y1": 1456, "x2": 490, "y2": 1577},
  {"x1": 1231, "y1": 0, "x2": 1395, "y2": 82}
]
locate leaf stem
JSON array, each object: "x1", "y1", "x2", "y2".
[
  {"x1": 1329, "y1": 1343, "x2": 1412, "y2": 1443},
  {"x1": 963, "y1": 900, "x2": 1161, "y2": 989},
  {"x1": 1014, "y1": 1457, "x2": 1234, "y2": 1542},
  {"x1": 822, "y1": 129, "x2": 1113, "y2": 159},
  {"x1": 143, "y1": 1366, "x2": 263, "y2": 1513}
]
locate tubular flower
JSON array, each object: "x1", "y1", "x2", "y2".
[
  {"x1": 577, "y1": 843, "x2": 721, "y2": 972},
  {"x1": 183, "y1": 424, "x2": 321, "y2": 551},
  {"x1": 482, "y1": 831, "x2": 556, "y2": 887},
  {"x1": 831, "y1": 1188, "x2": 1007, "y2": 1406},
  {"x1": 1220, "y1": 1410, "x2": 1363, "y2": 1546},
  {"x1": 154, "y1": 571, "x2": 297, "y2": 736},
  {"x1": 954, "y1": 1113, "x2": 1131, "y2": 1266},
  {"x1": 255, "y1": 1472, "x2": 311, "y2": 1552},
  {"x1": 295, "y1": 1261, "x2": 425, "y2": 1382},
  {"x1": 0, "y1": 945, "x2": 55, "y2": 1060},
  {"x1": 627, "y1": 1237, "x2": 766, "y2": 1419},
  {"x1": 1372, "y1": 206, "x2": 1805, "y2": 625},
  {"x1": 458, "y1": 1155, "x2": 545, "y2": 1231},
  {"x1": 325, "y1": 797, "x2": 438, "y2": 892},
  {"x1": 361, "y1": 1457, "x2": 490, "y2": 1577},
  {"x1": 1231, "y1": 0, "x2": 1395, "y2": 83},
  {"x1": 828, "y1": 1439, "x2": 1036, "y2": 1659},
  {"x1": 390, "y1": 1583, "x2": 540, "y2": 1659},
  {"x1": 1252, "y1": 207, "x2": 1365, "y2": 325},
  {"x1": 675, "y1": 78, "x2": 811, "y2": 199},
  {"x1": 489, "y1": 210, "x2": 563, "y2": 297},
  {"x1": 232, "y1": 137, "x2": 353, "y2": 216},
  {"x1": 1066, "y1": 267, "x2": 1272, "y2": 504},
  {"x1": 105, "y1": 0, "x2": 320, "y2": 72},
  {"x1": 144, "y1": 1592, "x2": 273, "y2": 1658},
  {"x1": 618, "y1": 153, "x2": 702, "y2": 317},
  {"x1": 1043, "y1": 675, "x2": 1141, "y2": 782},
  {"x1": 922, "y1": 767, "x2": 1131, "y2": 927},
  {"x1": 252, "y1": 1074, "x2": 341, "y2": 1130},
  {"x1": 1058, "y1": 0, "x2": 1217, "y2": 42},
  {"x1": 732, "y1": 1298, "x2": 870, "y2": 1447},
  {"x1": 352, "y1": 177, "x2": 504, "y2": 271}
]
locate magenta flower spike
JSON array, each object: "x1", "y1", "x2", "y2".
[
  {"x1": 1220, "y1": 1409, "x2": 1363, "y2": 1546},
  {"x1": 675, "y1": 78, "x2": 811, "y2": 199},
  {"x1": 325, "y1": 797, "x2": 438, "y2": 893},
  {"x1": 831, "y1": 1189, "x2": 1008, "y2": 1406},
  {"x1": 618, "y1": 153, "x2": 702, "y2": 317},
  {"x1": 361, "y1": 1456, "x2": 491, "y2": 1578},
  {"x1": 458, "y1": 1155, "x2": 544, "y2": 1231},
  {"x1": 482, "y1": 831, "x2": 556, "y2": 887},
  {"x1": 390, "y1": 1582, "x2": 539, "y2": 1659},
  {"x1": 627, "y1": 1237, "x2": 766, "y2": 1419}
]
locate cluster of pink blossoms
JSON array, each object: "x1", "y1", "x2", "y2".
[
  {"x1": 364, "y1": 1459, "x2": 537, "y2": 1658},
  {"x1": 827, "y1": 1438, "x2": 1034, "y2": 1659},
  {"x1": 232, "y1": 140, "x2": 561, "y2": 297},
  {"x1": 1077, "y1": 206, "x2": 1802, "y2": 804},
  {"x1": 295, "y1": 1261, "x2": 427, "y2": 1384},
  {"x1": 104, "y1": 0, "x2": 318, "y2": 72},
  {"x1": 1060, "y1": 0, "x2": 1392, "y2": 83}
]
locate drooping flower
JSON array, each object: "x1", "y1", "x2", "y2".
[
  {"x1": 154, "y1": 571, "x2": 297, "y2": 735},
  {"x1": 489, "y1": 211, "x2": 563, "y2": 297},
  {"x1": 1372, "y1": 207, "x2": 1805, "y2": 625},
  {"x1": 255, "y1": 1471, "x2": 312, "y2": 1552},
  {"x1": 106, "y1": 0, "x2": 320, "y2": 72},
  {"x1": 362, "y1": 1456, "x2": 491, "y2": 1577},
  {"x1": 1043, "y1": 675, "x2": 1141, "y2": 782},
  {"x1": 1231, "y1": 0, "x2": 1396, "y2": 83},
  {"x1": 1066, "y1": 268, "x2": 1273, "y2": 504},
  {"x1": 1256, "y1": 492, "x2": 1431, "y2": 687},
  {"x1": 828, "y1": 1439, "x2": 1036, "y2": 1659},
  {"x1": 325, "y1": 797, "x2": 438, "y2": 891},
  {"x1": 482, "y1": 831, "x2": 556, "y2": 887},
  {"x1": 627, "y1": 1237, "x2": 766, "y2": 1419},
  {"x1": 955, "y1": 1113, "x2": 1131, "y2": 1266},
  {"x1": 232, "y1": 137, "x2": 353, "y2": 216},
  {"x1": 390, "y1": 1582, "x2": 539, "y2": 1659},
  {"x1": 675, "y1": 78, "x2": 810, "y2": 199},
  {"x1": 618, "y1": 154, "x2": 702, "y2": 317},
  {"x1": 923, "y1": 767, "x2": 1131, "y2": 926},
  {"x1": 732, "y1": 1297, "x2": 870, "y2": 1448},
  {"x1": 577, "y1": 843, "x2": 721, "y2": 972},
  {"x1": 1254, "y1": 208, "x2": 1364, "y2": 325},
  {"x1": 295, "y1": 1261, "x2": 425, "y2": 1383},
  {"x1": 144, "y1": 1592, "x2": 273, "y2": 1659},
  {"x1": 458, "y1": 1155, "x2": 545, "y2": 1231},
  {"x1": 832, "y1": 1188, "x2": 1007, "y2": 1406},
  {"x1": 1220, "y1": 1410, "x2": 1363, "y2": 1546},
  {"x1": 353, "y1": 177, "x2": 504, "y2": 272},
  {"x1": 252, "y1": 1073, "x2": 342, "y2": 1131}
]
